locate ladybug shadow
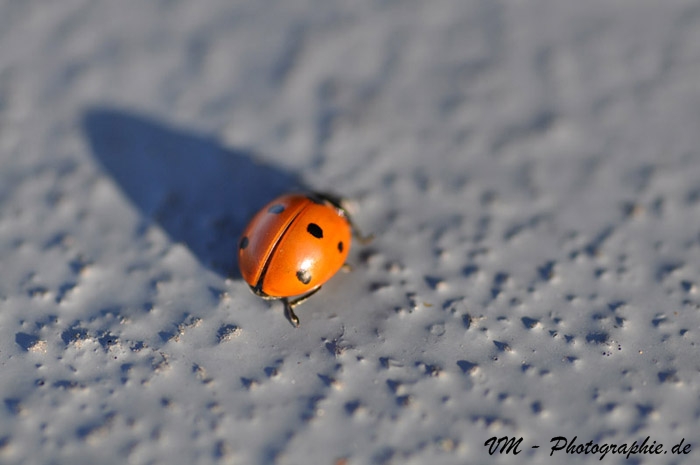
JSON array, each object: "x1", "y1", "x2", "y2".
[{"x1": 82, "y1": 107, "x2": 300, "y2": 279}]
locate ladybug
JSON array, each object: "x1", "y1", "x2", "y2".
[{"x1": 238, "y1": 192, "x2": 369, "y2": 327}]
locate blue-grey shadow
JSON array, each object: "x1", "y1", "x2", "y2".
[{"x1": 83, "y1": 107, "x2": 300, "y2": 278}]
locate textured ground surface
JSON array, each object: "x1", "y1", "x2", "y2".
[{"x1": 1, "y1": 0, "x2": 700, "y2": 464}]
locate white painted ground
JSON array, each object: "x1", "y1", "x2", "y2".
[{"x1": 1, "y1": 0, "x2": 699, "y2": 464}]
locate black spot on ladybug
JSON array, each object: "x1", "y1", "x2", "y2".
[
  {"x1": 268, "y1": 204, "x2": 285, "y2": 214},
  {"x1": 307, "y1": 223, "x2": 323, "y2": 239},
  {"x1": 296, "y1": 269, "x2": 312, "y2": 284},
  {"x1": 338, "y1": 241, "x2": 344, "y2": 253},
  {"x1": 239, "y1": 236, "x2": 249, "y2": 250}
]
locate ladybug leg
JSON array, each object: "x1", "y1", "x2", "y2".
[
  {"x1": 282, "y1": 286, "x2": 323, "y2": 327},
  {"x1": 282, "y1": 298, "x2": 300, "y2": 328},
  {"x1": 311, "y1": 191, "x2": 374, "y2": 244},
  {"x1": 353, "y1": 229, "x2": 374, "y2": 245}
]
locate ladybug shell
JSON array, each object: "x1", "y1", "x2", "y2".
[{"x1": 238, "y1": 193, "x2": 352, "y2": 298}]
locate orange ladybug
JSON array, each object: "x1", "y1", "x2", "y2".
[{"x1": 238, "y1": 192, "x2": 369, "y2": 326}]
